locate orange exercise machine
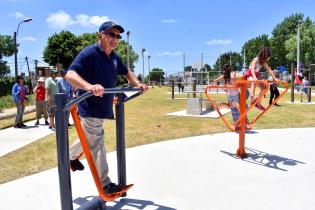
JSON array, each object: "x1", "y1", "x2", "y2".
[
  {"x1": 205, "y1": 78, "x2": 289, "y2": 158},
  {"x1": 55, "y1": 88, "x2": 143, "y2": 210}
]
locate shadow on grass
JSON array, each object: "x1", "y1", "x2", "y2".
[
  {"x1": 221, "y1": 147, "x2": 306, "y2": 172},
  {"x1": 74, "y1": 196, "x2": 176, "y2": 210}
]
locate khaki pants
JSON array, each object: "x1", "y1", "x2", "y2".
[
  {"x1": 36, "y1": 100, "x2": 48, "y2": 121},
  {"x1": 69, "y1": 117, "x2": 111, "y2": 186}
]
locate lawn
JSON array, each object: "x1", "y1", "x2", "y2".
[{"x1": 0, "y1": 86, "x2": 315, "y2": 184}]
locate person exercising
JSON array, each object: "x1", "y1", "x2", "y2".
[{"x1": 65, "y1": 21, "x2": 148, "y2": 195}]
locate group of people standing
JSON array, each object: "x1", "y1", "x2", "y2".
[{"x1": 12, "y1": 69, "x2": 74, "y2": 130}]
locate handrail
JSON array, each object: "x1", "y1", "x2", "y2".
[
  {"x1": 64, "y1": 88, "x2": 143, "y2": 111},
  {"x1": 204, "y1": 79, "x2": 288, "y2": 131}
]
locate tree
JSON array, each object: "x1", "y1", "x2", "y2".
[
  {"x1": 0, "y1": 35, "x2": 16, "y2": 76},
  {"x1": 285, "y1": 20, "x2": 315, "y2": 68},
  {"x1": 184, "y1": 65, "x2": 192, "y2": 72},
  {"x1": 200, "y1": 63, "x2": 212, "y2": 72},
  {"x1": 114, "y1": 40, "x2": 139, "y2": 70},
  {"x1": 270, "y1": 13, "x2": 313, "y2": 68},
  {"x1": 213, "y1": 52, "x2": 242, "y2": 71},
  {"x1": 43, "y1": 31, "x2": 81, "y2": 69},
  {"x1": 0, "y1": 60, "x2": 10, "y2": 77},
  {"x1": 77, "y1": 32, "x2": 98, "y2": 52},
  {"x1": 148, "y1": 68, "x2": 165, "y2": 82},
  {"x1": 241, "y1": 34, "x2": 270, "y2": 68}
]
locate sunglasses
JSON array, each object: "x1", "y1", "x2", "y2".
[{"x1": 101, "y1": 32, "x2": 122, "y2": 40}]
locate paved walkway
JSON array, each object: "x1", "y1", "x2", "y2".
[
  {"x1": 0, "y1": 119, "x2": 54, "y2": 157},
  {"x1": 0, "y1": 127, "x2": 314, "y2": 210}
]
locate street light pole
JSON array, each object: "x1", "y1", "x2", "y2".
[
  {"x1": 297, "y1": 20, "x2": 302, "y2": 74},
  {"x1": 148, "y1": 55, "x2": 151, "y2": 86},
  {"x1": 126, "y1": 31, "x2": 130, "y2": 71},
  {"x1": 141, "y1": 48, "x2": 145, "y2": 83},
  {"x1": 14, "y1": 18, "x2": 32, "y2": 78}
]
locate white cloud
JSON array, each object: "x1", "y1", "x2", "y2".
[
  {"x1": 162, "y1": 19, "x2": 176, "y2": 24},
  {"x1": 20, "y1": 36, "x2": 37, "y2": 41},
  {"x1": 10, "y1": 11, "x2": 25, "y2": 19},
  {"x1": 46, "y1": 10, "x2": 110, "y2": 28},
  {"x1": 46, "y1": 10, "x2": 74, "y2": 28},
  {"x1": 89, "y1": 16, "x2": 109, "y2": 26},
  {"x1": 206, "y1": 39, "x2": 232, "y2": 45},
  {"x1": 156, "y1": 51, "x2": 182, "y2": 56}
]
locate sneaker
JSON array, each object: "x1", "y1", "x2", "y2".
[
  {"x1": 103, "y1": 183, "x2": 123, "y2": 195},
  {"x1": 51, "y1": 127, "x2": 56, "y2": 131},
  {"x1": 34, "y1": 121, "x2": 39, "y2": 126},
  {"x1": 45, "y1": 120, "x2": 49, "y2": 125},
  {"x1": 14, "y1": 123, "x2": 22, "y2": 128},
  {"x1": 274, "y1": 103, "x2": 281, "y2": 106},
  {"x1": 20, "y1": 123, "x2": 27, "y2": 127},
  {"x1": 70, "y1": 159, "x2": 85, "y2": 172}
]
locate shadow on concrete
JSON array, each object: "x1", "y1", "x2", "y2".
[
  {"x1": 221, "y1": 147, "x2": 306, "y2": 172},
  {"x1": 74, "y1": 196, "x2": 176, "y2": 210}
]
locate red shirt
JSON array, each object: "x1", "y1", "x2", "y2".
[{"x1": 35, "y1": 86, "x2": 46, "y2": 101}]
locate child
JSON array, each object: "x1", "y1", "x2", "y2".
[
  {"x1": 244, "y1": 47, "x2": 277, "y2": 111},
  {"x1": 211, "y1": 64, "x2": 251, "y2": 130}
]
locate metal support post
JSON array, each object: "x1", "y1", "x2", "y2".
[
  {"x1": 171, "y1": 80, "x2": 175, "y2": 100},
  {"x1": 237, "y1": 81, "x2": 247, "y2": 158},
  {"x1": 115, "y1": 93, "x2": 127, "y2": 197},
  {"x1": 55, "y1": 93, "x2": 73, "y2": 210}
]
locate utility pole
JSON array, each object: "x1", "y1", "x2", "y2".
[
  {"x1": 25, "y1": 56, "x2": 32, "y2": 93},
  {"x1": 35, "y1": 59, "x2": 38, "y2": 79}
]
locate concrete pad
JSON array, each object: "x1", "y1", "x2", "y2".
[
  {"x1": 0, "y1": 117, "x2": 74, "y2": 157},
  {"x1": 166, "y1": 109, "x2": 231, "y2": 118},
  {"x1": 1, "y1": 127, "x2": 314, "y2": 210},
  {"x1": 0, "y1": 119, "x2": 54, "y2": 157}
]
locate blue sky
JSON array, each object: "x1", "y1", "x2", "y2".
[{"x1": 1, "y1": 0, "x2": 315, "y2": 76}]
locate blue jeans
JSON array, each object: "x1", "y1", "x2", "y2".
[{"x1": 15, "y1": 102, "x2": 25, "y2": 124}]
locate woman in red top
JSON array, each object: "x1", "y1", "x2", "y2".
[{"x1": 33, "y1": 77, "x2": 49, "y2": 126}]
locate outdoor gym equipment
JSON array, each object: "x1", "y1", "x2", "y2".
[
  {"x1": 55, "y1": 87, "x2": 143, "y2": 210},
  {"x1": 205, "y1": 78, "x2": 289, "y2": 158}
]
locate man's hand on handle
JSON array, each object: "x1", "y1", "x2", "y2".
[{"x1": 87, "y1": 84, "x2": 105, "y2": 97}]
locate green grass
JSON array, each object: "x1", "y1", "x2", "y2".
[
  {"x1": 0, "y1": 86, "x2": 315, "y2": 184},
  {"x1": 0, "y1": 94, "x2": 35, "y2": 110}
]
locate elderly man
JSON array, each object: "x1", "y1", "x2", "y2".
[
  {"x1": 65, "y1": 21, "x2": 148, "y2": 194},
  {"x1": 45, "y1": 69, "x2": 59, "y2": 131}
]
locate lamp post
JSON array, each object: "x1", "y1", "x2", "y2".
[
  {"x1": 126, "y1": 31, "x2": 130, "y2": 71},
  {"x1": 148, "y1": 55, "x2": 151, "y2": 86},
  {"x1": 297, "y1": 20, "x2": 302, "y2": 74},
  {"x1": 14, "y1": 17, "x2": 32, "y2": 78},
  {"x1": 141, "y1": 48, "x2": 145, "y2": 83}
]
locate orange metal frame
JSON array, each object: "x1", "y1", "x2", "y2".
[
  {"x1": 205, "y1": 78, "x2": 289, "y2": 158},
  {"x1": 70, "y1": 106, "x2": 133, "y2": 202}
]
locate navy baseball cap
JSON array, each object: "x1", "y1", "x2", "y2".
[{"x1": 99, "y1": 21, "x2": 124, "y2": 33}]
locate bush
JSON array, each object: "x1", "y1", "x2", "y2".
[{"x1": 0, "y1": 77, "x2": 15, "y2": 97}]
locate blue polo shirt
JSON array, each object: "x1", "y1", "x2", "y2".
[{"x1": 68, "y1": 43, "x2": 128, "y2": 119}]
